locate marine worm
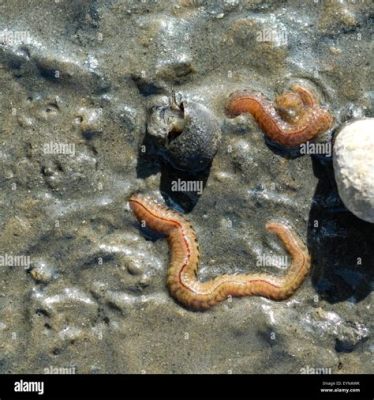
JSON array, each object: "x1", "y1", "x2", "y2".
[
  {"x1": 225, "y1": 84, "x2": 333, "y2": 147},
  {"x1": 129, "y1": 194, "x2": 311, "y2": 310}
]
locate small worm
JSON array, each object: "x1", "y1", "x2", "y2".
[
  {"x1": 129, "y1": 194, "x2": 311, "y2": 310},
  {"x1": 225, "y1": 84, "x2": 333, "y2": 147}
]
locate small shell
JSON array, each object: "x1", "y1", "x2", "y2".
[{"x1": 147, "y1": 98, "x2": 221, "y2": 172}]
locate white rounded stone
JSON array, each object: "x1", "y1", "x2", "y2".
[{"x1": 333, "y1": 118, "x2": 374, "y2": 223}]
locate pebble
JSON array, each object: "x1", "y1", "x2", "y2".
[
  {"x1": 333, "y1": 118, "x2": 374, "y2": 223},
  {"x1": 29, "y1": 258, "x2": 56, "y2": 283}
]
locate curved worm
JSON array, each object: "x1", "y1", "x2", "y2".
[
  {"x1": 129, "y1": 194, "x2": 311, "y2": 310},
  {"x1": 225, "y1": 84, "x2": 333, "y2": 147}
]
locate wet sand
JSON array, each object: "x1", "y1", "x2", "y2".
[{"x1": 0, "y1": 0, "x2": 373, "y2": 373}]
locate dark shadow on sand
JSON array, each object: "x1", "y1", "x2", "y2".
[{"x1": 307, "y1": 155, "x2": 374, "y2": 303}]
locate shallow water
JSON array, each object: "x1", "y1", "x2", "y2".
[{"x1": 0, "y1": 0, "x2": 373, "y2": 373}]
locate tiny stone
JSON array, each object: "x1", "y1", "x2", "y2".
[{"x1": 29, "y1": 260, "x2": 55, "y2": 283}]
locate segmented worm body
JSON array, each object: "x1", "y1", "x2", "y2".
[
  {"x1": 225, "y1": 84, "x2": 333, "y2": 147},
  {"x1": 129, "y1": 194, "x2": 311, "y2": 310}
]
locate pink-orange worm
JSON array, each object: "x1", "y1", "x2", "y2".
[
  {"x1": 225, "y1": 84, "x2": 333, "y2": 147},
  {"x1": 129, "y1": 194, "x2": 311, "y2": 310}
]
